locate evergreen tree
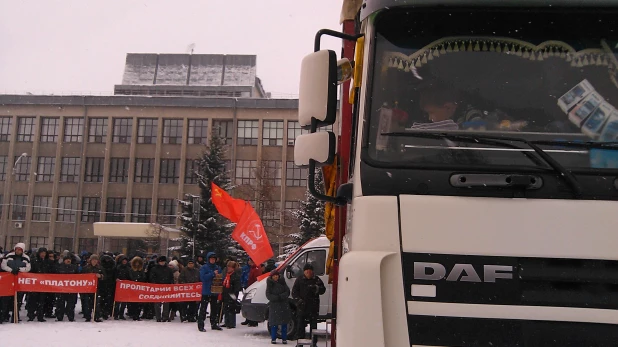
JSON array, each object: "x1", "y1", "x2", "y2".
[
  {"x1": 179, "y1": 133, "x2": 234, "y2": 258},
  {"x1": 290, "y1": 169, "x2": 326, "y2": 246}
]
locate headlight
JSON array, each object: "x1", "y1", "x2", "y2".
[{"x1": 244, "y1": 288, "x2": 257, "y2": 301}]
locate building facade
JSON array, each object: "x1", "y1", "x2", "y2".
[{"x1": 0, "y1": 95, "x2": 330, "y2": 254}]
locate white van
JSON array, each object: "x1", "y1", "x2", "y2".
[{"x1": 241, "y1": 236, "x2": 332, "y2": 337}]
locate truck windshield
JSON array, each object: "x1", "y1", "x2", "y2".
[{"x1": 367, "y1": 8, "x2": 618, "y2": 170}]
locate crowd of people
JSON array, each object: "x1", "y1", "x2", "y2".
[{"x1": 0, "y1": 242, "x2": 326, "y2": 345}]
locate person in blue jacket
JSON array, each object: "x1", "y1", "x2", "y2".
[
  {"x1": 241, "y1": 260, "x2": 250, "y2": 289},
  {"x1": 197, "y1": 252, "x2": 223, "y2": 332}
]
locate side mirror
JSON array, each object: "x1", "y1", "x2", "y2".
[
  {"x1": 299, "y1": 50, "x2": 337, "y2": 129},
  {"x1": 286, "y1": 265, "x2": 293, "y2": 279},
  {"x1": 294, "y1": 131, "x2": 336, "y2": 167}
]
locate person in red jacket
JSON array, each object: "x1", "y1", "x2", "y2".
[{"x1": 241, "y1": 258, "x2": 263, "y2": 327}]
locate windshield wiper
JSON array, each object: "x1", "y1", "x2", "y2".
[{"x1": 382, "y1": 131, "x2": 584, "y2": 199}]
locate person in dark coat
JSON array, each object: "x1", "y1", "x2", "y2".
[
  {"x1": 292, "y1": 263, "x2": 326, "y2": 339},
  {"x1": 178, "y1": 259, "x2": 200, "y2": 322},
  {"x1": 0, "y1": 243, "x2": 30, "y2": 323},
  {"x1": 197, "y1": 251, "x2": 223, "y2": 332},
  {"x1": 220, "y1": 261, "x2": 241, "y2": 329},
  {"x1": 43, "y1": 251, "x2": 58, "y2": 318},
  {"x1": 81, "y1": 254, "x2": 104, "y2": 322},
  {"x1": 266, "y1": 270, "x2": 292, "y2": 344},
  {"x1": 27, "y1": 247, "x2": 52, "y2": 322},
  {"x1": 55, "y1": 255, "x2": 78, "y2": 321},
  {"x1": 127, "y1": 256, "x2": 147, "y2": 321},
  {"x1": 99, "y1": 254, "x2": 116, "y2": 319},
  {"x1": 113, "y1": 255, "x2": 130, "y2": 320},
  {"x1": 149, "y1": 255, "x2": 174, "y2": 322}
]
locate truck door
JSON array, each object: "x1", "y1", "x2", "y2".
[{"x1": 285, "y1": 248, "x2": 330, "y2": 316}]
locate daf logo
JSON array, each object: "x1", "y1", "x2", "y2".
[{"x1": 414, "y1": 262, "x2": 513, "y2": 283}]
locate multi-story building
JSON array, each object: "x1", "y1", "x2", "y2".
[{"x1": 0, "y1": 94, "x2": 335, "y2": 255}]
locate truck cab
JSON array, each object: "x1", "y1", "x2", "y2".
[{"x1": 241, "y1": 236, "x2": 332, "y2": 337}]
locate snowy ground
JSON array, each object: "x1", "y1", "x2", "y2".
[
  {"x1": 1, "y1": 311, "x2": 270, "y2": 346},
  {"x1": 0, "y1": 302, "x2": 330, "y2": 346}
]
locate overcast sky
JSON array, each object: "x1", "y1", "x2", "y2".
[{"x1": 0, "y1": 0, "x2": 343, "y2": 98}]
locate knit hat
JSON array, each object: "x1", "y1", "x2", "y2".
[
  {"x1": 14, "y1": 243, "x2": 26, "y2": 251},
  {"x1": 89, "y1": 254, "x2": 99, "y2": 262},
  {"x1": 63, "y1": 255, "x2": 73, "y2": 261},
  {"x1": 186, "y1": 258, "x2": 195, "y2": 264},
  {"x1": 270, "y1": 269, "x2": 280, "y2": 277},
  {"x1": 157, "y1": 255, "x2": 167, "y2": 263},
  {"x1": 303, "y1": 263, "x2": 314, "y2": 271}
]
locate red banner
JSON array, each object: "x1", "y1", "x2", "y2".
[
  {"x1": 0, "y1": 273, "x2": 15, "y2": 296},
  {"x1": 114, "y1": 280, "x2": 202, "y2": 303},
  {"x1": 232, "y1": 204, "x2": 274, "y2": 266},
  {"x1": 16, "y1": 273, "x2": 98, "y2": 293}
]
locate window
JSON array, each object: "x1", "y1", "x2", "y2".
[
  {"x1": 89, "y1": 118, "x2": 108, "y2": 143},
  {"x1": 160, "y1": 159, "x2": 180, "y2": 184},
  {"x1": 137, "y1": 119, "x2": 158, "y2": 144},
  {"x1": 284, "y1": 200, "x2": 301, "y2": 225},
  {"x1": 64, "y1": 118, "x2": 84, "y2": 142},
  {"x1": 54, "y1": 237, "x2": 73, "y2": 252},
  {"x1": 57, "y1": 197, "x2": 77, "y2": 222},
  {"x1": 60, "y1": 157, "x2": 81, "y2": 182},
  {"x1": 109, "y1": 158, "x2": 129, "y2": 183},
  {"x1": 237, "y1": 120, "x2": 258, "y2": 145},
  {"x1": 263, "y1": 160, "x2": 282, "y2": 186},
  {"x1": 259, "y1": 201, "x2": 281, "y2": 228},
  {"x1": 106, "y1": 198, "x2": 126, "y2": 222},
  {"x1": 185, "y1": 159, "x2": 198, "y2": 184},
  {"x1": 14, "y1": 155, "x2": 31, "y2": 181},
  {"x1": 40, "y1": 118, "x2": 59, "y2": 142},
  {"x1": 157, "y1": 199, "x2": 176, "y2": 225},
  {"x1": 287, "y1": 121, "x2": 309, "y2": 146},
  {"x1": 84, "y1": 158, "x2": 104, "y2": 182},
  {"x1": 12, "y1": 195, "x2": 27, "y2": 220},
  {"x1": 213, "y1": 120, "x2": 233, "y2": 145},
  {"x1": 235, "y1": 160, "x2": 256, "y2": 185},
  {"x1": 286, "y1": 161, "x2": 308, "y2": 187},
  {"x1": 32, "y1": 196, "x2": 52, "y2": 221},
  {"x1": 10, "y1": 236, "x2": 24, "y2": 248},
  {"x1": 36, "y1": 157, "x2": 55, "y2": 182},
  {"x1": 131, "y1": 198, "x2": 152, "y2": 223},
  {"x1": 0, "y1": 156, "x2": 7, "y2": 181},
  {"x1": 81, "y1": 197, "x2": 101, "y2": 223},
  {"x1": 30, "y1": 237, "x2": 49, "y2": 250},
  {"x1": 263, "y1": 121, "x2": 284, "y2": 146},
  {"x1": 17, "y1": 117, "x2": 35, "y2": 142},
  {"x1": 162, "y1": 119, "x2": 183, "y2": 144},
  {"x1": 289, "y1": 250, "x2": 327, "y2": 277},
  {"x1": 0, "y1": 117, "x2": 11, "y2": 142},
  {"x1": 113, "y1": 118, "x2": 132, "y2": 143},
  {"x1": 188, "y1": 119, "x2": 208, "y2": 144},
  {"x1": 79, "y1": 238, "x2": 98, "y2": 253},
  {"x1": 134, "y1": 158, "x2": 155, "y2": 183}
]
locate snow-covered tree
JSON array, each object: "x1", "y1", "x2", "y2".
[
  {"x1": 290, "y1": 169, "x2": 326, "y2": 246},
  {"x1": 178, "y1": 133, "x2": 234, "y2": 258}
]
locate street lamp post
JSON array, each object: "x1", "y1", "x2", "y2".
[{"x1": 2, "y1": 153, "x2": 28, "y2": 250}]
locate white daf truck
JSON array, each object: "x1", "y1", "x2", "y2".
[{"x1": 291, "y1": 0, "x2": 618, "y2": 346}]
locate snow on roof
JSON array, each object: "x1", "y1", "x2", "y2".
[
  {"x1": 304, "y1": 236, "x2": 330, "y2": 249},
  {"x1": 121, "y1": 53, "x2": 257, "y2": 87}
]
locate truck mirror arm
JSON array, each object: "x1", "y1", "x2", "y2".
[{"x1": 314, "y1": 29, "x2": 363, "y2": 52}]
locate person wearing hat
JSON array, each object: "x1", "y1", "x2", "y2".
[
  {"x1": 197, "y1": 252, "x2": 223, "y2": 332},
  {"x1": 291, "y1": 263, "x2": 326, "y2": 340},
  {"x1": 266, "y1": 269, "x2": 292, "y2": 344},
  {"x1": 55, "y1": 255, "x2": 78, "y2": 321},
  {"x1": 1, "y1": 243, "x2": 30, "y2": 323},
  {"x1": 127, "y1": 256, "x2": 147, "y2": 320},
  {"x1": 27, "y1": 247, "x2": 52, "y2": 322},
  {"x1": 81, "y1": 254, "x2": 105, "y2": 322},
  {"x1": 149, "y1": 255, "x2": 174, "y2": 322},
  {"x1": 178, "y1": 258, "x2": 200, "y2": 322}
]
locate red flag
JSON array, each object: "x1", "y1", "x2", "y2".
[
  {"x1": 231, "y1": 204, "x2": 274, "y2": 266},
  {"x1": 0, "y1": 273, "x2": 15, "y2": 296},
  {"x1": 211, "y1": 183, "x2": 247, "y2": 222}
]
